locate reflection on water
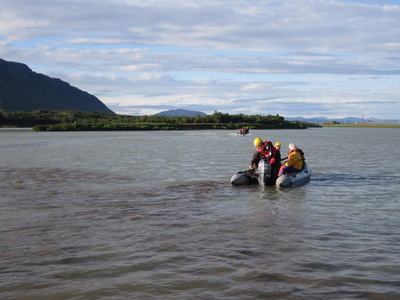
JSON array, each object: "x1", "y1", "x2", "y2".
[{"x1": 1, "y1": 128, "x2": 400, "y2": 299}]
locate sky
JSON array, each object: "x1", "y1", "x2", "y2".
[{"x1": 0, "y1": 0, "x2": 399, "y2": 119}]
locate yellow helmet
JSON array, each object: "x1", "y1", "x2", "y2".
[
  {"x1": 274, "y1": 142, "x2": 281, "y2": 147},
  {"x1": 254, "y1": 138, "x2": 263, "y2": 146}
]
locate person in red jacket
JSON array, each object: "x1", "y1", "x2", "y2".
[{"x1": 249, "y1": 138, "x2": 278, "y2": 168}]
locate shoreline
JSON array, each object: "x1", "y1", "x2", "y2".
[{"x1": 0, "y1": 127, "x2": 33, "y2": 131}]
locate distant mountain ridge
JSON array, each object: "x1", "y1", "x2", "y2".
[
  {"x1": 0, "y1": 58, "x2": 114, "y2": 114},
  {"x1": 285, "y1": 116, "x2": 399, "y2": 125},
  {"x1": 154, "y1": 110, "x2": 398, "y2": 124},
  {"x1": 155, "y1": 109, "x2": 206, "y2": 117}
]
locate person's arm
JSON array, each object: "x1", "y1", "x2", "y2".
[{"x1": 249, "y1": 151, "x2": 261, "y2": 168}]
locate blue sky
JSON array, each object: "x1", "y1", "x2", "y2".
[{"x1": 1, "y1": 0, "x2": 399, "y2": 119}]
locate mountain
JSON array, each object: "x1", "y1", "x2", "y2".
[
  {"x1": 155, "y1": 109, "x2": 206, "y2": 117},
  {"x1": 0, "y1": 58, "x2": 114, "y2": 114},
  {"x1": 285, "y1": 116, "x2": 399, "y2": 125}
]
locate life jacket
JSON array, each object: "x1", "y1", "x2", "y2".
[
  {"x1": 256, "y1": 141, "x2": 269, "y2": 153},
  {"x1": 257, "y1": 141, "x2": 278, "y2": 163},
  {"x1": 288, "y1": 148, "x2": 305, "y2": 161}
]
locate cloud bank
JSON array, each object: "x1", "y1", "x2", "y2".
[{"x1": 1, "y1": 0, "x2": 399, "y2": 118}]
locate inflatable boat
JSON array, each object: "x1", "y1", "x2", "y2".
[
  {"x1": 275, "y1": 162, "x2": 311, "y2": 188},
  {"x1": 230, "y1": 169, "x2": 258, "y2": 185},
  {"x1": 231, "y1": 160, "x2": 311, "y2": 188}
]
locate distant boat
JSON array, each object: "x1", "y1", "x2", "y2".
[{"x1": 238, "y1": 126, "x2": 249, "y2": 135}]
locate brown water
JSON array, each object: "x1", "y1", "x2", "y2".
[{"x1": 1, "y1": 128, "x2": 399, "y2": 299}]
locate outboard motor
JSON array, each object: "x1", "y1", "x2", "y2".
[{"x1": 257, "y1": 159, "x2": 276, "y2": 186}]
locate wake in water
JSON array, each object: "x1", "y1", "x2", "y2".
[{"x1": 311, "y1": 173, "x2": 398, "y2": 186}]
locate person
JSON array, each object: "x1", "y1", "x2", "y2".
[
  {"x1": 248, "y1": 138, "x2": 277, "y2": 169},
  {"x1": 274, "y1": 142, "x2": 282, "y2": 162},
  {"x1": 239, "y1": 126, "x2": 249, "y2": 135},
  {"x1": 271, "y1": 142, "x2": 282, "y2": 178},
  {"x1": 278, "y1": 143, "x2": 305, "y2": 176},
  {"x1": 249, "y1": 138, "x2": 264, "y2": 169}
]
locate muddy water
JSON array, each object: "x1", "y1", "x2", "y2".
[{"x1": 1, "y1": 128, "x2": 399, "y2": 299}]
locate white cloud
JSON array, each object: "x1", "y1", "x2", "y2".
[{"x1": 114, "y1": 64, "x2": 163, "y2": 72}]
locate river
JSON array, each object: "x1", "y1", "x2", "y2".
[{"x1": 1, "y1": 127, "x2": 399, "y2": 299}]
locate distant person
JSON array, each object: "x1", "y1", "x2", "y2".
[
  {"x1": 278, "y1": 143, "x2": 305, "y2": 176},
  {"x1": 239, "y1": 126, "x2": 249, "y2": 135}
]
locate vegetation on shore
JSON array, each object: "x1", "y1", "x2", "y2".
[{"x1": 0, "y1": 110, "x2": 319, "y2": 131}]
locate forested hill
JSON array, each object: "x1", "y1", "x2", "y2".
[{"x1": 0, "y1": 58, "x2": 114, "y2": 114}]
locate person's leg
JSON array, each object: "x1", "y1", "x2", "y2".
[{"x1": 279, "y1": 166, "x2": 300, "y2": 176}]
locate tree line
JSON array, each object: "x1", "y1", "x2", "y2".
[{"x1": 0, "y1": 110, "x2": 320, "y2": 131}]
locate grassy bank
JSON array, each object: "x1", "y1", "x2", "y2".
[{"x1": 322, "y1": 123, "x2": 399, "y2": 128}]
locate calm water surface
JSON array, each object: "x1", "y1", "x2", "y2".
[{"x1": 1, "y1": 128, "x2": 399, "y2": 299}]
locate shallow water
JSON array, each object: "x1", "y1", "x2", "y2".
[{"x1": 1, "y1": 128, "x2": 399, "y2": 299}]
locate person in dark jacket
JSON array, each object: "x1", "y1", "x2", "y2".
[
  {"x1": 270, "y1": 142, "x2": 282, "y2": 178},
  {"x1": 249, "y1": 138, "x2": 277, "y2": 170}
]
